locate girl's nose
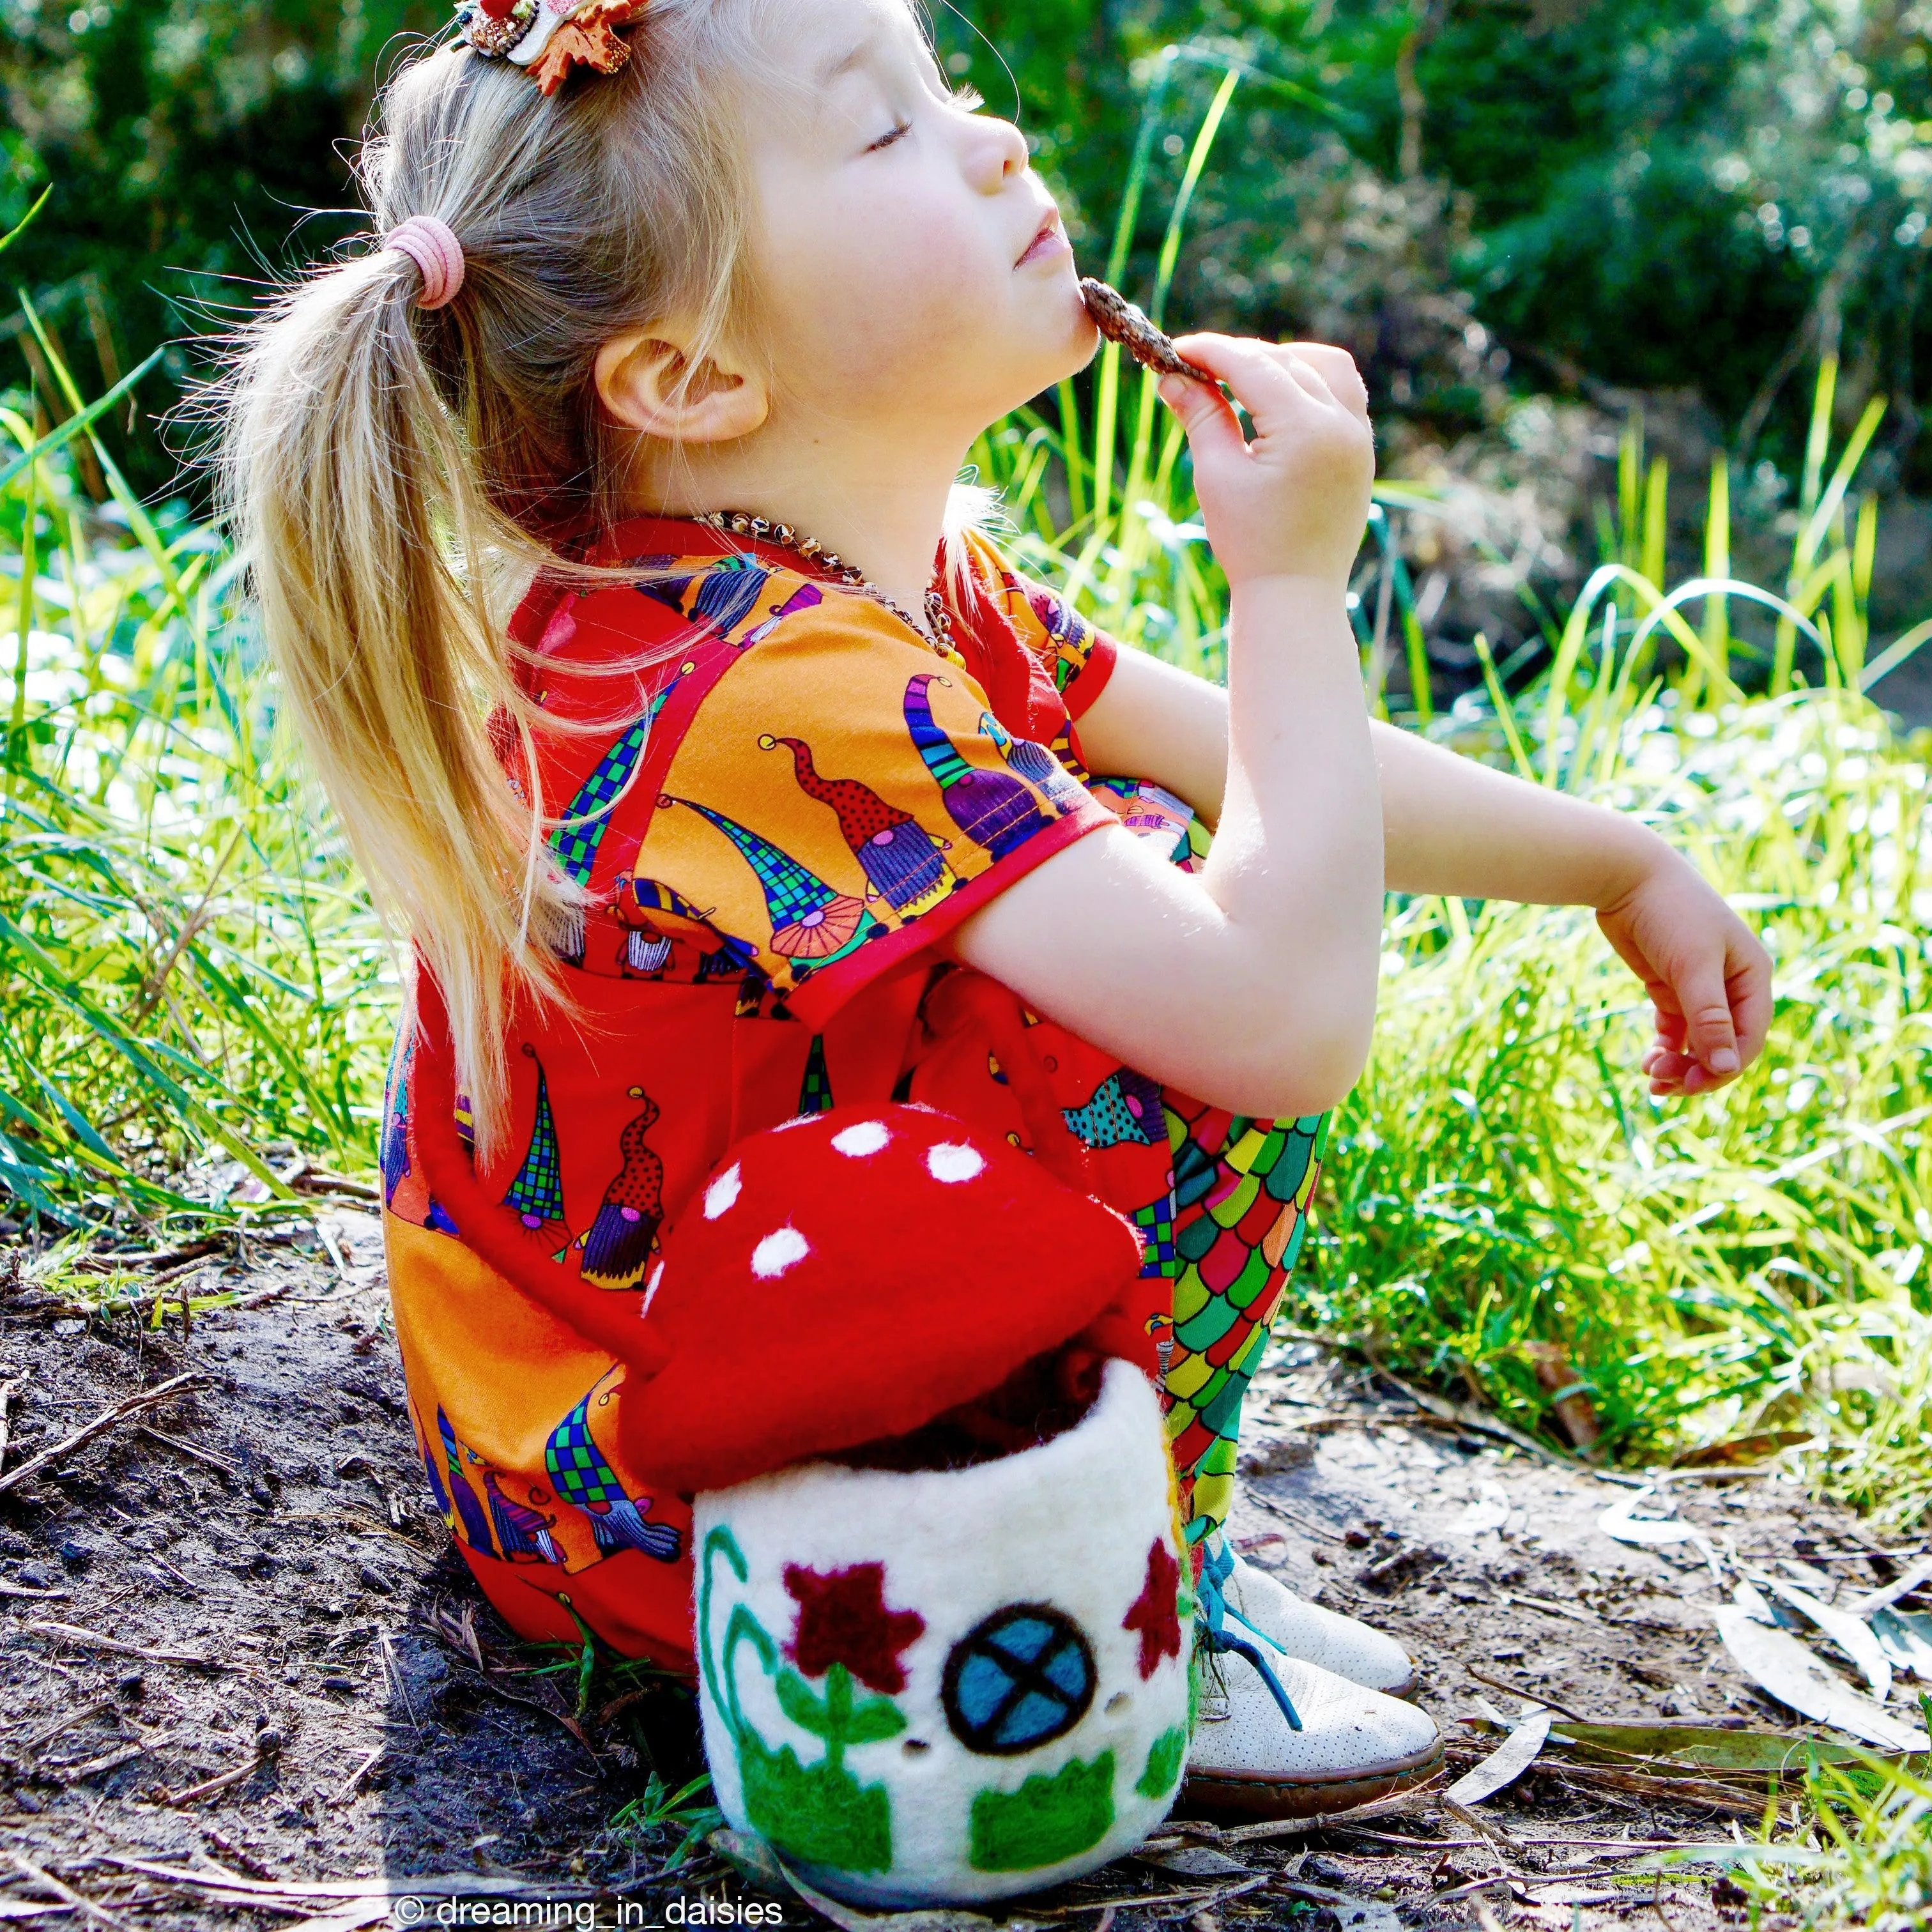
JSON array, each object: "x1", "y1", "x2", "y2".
[{"x1": 966, "y1": 113, "x2": 1029, "y2": 193}]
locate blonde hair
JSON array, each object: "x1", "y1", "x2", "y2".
[{"x1": 217, "y1": 6, "x2": 808, "y2": 1158}]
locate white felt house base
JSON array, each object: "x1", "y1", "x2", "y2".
[{"x1": 694, "y1": 1360, "x2": 1193, "y2": 1907}]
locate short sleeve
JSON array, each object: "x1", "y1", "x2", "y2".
[
  {"x1": 630, "y1": 590, "x2": 1117, "y2": 1026},
  {"x1": 961, "y1": 533, "x2": 1120, "y2": 721}
]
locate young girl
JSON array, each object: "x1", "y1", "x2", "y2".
[{"x1": 221, "y1": 0, "x2": 1771, "y2": 1817}]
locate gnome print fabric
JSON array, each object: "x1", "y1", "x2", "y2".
[{"x1": 381, "y1": 518, "x2": 1330, "y2": 1668}]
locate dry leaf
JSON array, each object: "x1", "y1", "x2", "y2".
[
  {"x1": 1711, "y1": 1605, "x2": 1928, "y2": 1751},
  {"x1": 1442, "y1": 1707, "x2": 1552, "y2": 1804},
  {"x1": 1754, "y1": 1574, "x2": 1892, "y2": 1699}
]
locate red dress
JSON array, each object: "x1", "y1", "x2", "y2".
[{"x1": 382, "y1": 519, "x2": 1327, "y2": 1669}]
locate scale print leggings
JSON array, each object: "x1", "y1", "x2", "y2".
[{"x1": 1158, "y1": 1102, "x2": 1329, "y2": 1549}]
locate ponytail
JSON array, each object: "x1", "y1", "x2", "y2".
[
  {"x1": 220, "y1": 236, "x2": 566, "y2": 1158},
  {"x1": 210, "y1": 13, "x2": 797, "y2": 1156}
]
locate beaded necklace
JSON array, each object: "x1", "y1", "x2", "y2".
[{"x1": 696, "y1": 510, "x2": 962, "y2": 662}]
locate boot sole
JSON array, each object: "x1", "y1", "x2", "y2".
[{"x1": 1182, "y1": 1737, "x2": 1445, "y2": 1820}]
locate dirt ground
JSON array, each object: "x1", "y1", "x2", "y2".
[{"x1": 2, "y1": 1216, "x2": 1924, "y2": 1930}]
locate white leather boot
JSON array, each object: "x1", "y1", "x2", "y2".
[
  {"x1": 1184, "y1": 1540, "x2": 1440, "y2": 1817},
  {"x1": 1184, "y1": 1646, "x2": 1442, "y2": 1817},
  {"x1": 1209, "y1": 1540, "x2": 1416, "y2": 1697}
]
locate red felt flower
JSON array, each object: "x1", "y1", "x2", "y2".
[
  {"x1": 783, "y1": 1562, "x2": 926, "y2": 1694},
  {"x1": 1122, "y1": 1538, "x2": 1182, "y2": 1679}
]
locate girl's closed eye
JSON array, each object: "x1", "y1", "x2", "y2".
[{"x1": 869, "y1": 77, "x2": 979, "y2": 151}]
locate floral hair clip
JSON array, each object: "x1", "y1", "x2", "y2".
[{"x1": 458, "y1": 0, "x2": 650, "y2": 96}]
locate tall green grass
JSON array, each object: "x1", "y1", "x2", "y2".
[{"x1": 1, "y1": 313, "x2": 390, "y2": 1243}]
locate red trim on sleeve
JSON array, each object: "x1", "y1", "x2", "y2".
[
  {"x1": 1063, "y1": 634, "x2": 1119, "y2": 719},
  {"x1": 785, "y1": 802, "x2": 1114, "y2": 1031}
]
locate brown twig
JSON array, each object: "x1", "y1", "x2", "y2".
[
  {"x1": 24, "y1": 1621, "x2": 219, "y2": 1669},
  {"x1": 1443, "y1": 1795, "x2": 1526, "y2": 1850},
  {"x1": 379, "y1": 1630, "x2": 418, "y2": 1735},
  {"x1": 1032, "y1": 1877, "x2": 1271, "y2": 1919},
  {"x1": 0, "y1": 1375, "x2": 18, "y2": 1473},
  {"x1": 1209, "y1": 1774, "x2": 1448, "y2": 1845},
  {"x1": 293, "y1": 1171, "x2": 381, "y2": 1204},
  {"x1": 1245, "y1": 1489, "x2": 1351, "y2": 1543},
  {"x1": 0, "y1": 1371, "x2": 204, "y2": 1495},
  {"x1": 199, "y1": 1829, "x2": 280, "y2": 1883},
  {"x1": 160, "y1": 1728, "x2": 280, "y2": 1806},
  {"x1": 132, "y1": 826, "x2": 246, "y2": 1023},
  {"x1": 62, "y1": 1238, "x2": 215, "y2": 1275},
  {"x1": 1462, "y1": 1663, "x2": 1587, "y2": 1721}
]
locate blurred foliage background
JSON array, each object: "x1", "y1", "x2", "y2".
[{"x1": 4, "y1": 0, "x2": 1931, "y2": 708}]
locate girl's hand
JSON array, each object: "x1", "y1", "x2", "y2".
[
  {"x1": 1594, "y1": 853, "x2": 1774, "y2": 1096},
  {"x1": 1158, "y1": 335, "x2": 1376, "y2": 592}
]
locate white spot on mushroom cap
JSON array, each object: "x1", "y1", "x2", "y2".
[
  {"x1": 927, "y1": 1142, "x2": 985, "y2": 1184},
  {"x1": 831, "y1": 1120, "x2": 891, "y2": 1158},
  {"x1": 751, "y1": 1225, "x2": 810, "y2": 1278},
  {"x1": 703, "y1": 1163, "x2": 741, "y2": 1219}
]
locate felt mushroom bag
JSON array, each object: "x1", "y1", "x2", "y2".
[{"x1": 632, "y1": 1104, "x2": 1195, "y2": 1907}]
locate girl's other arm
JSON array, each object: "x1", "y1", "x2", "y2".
[
  {"x1": 954, "y1": 338, "x2": 1383, "y2": 1121},
  {"x1": 1078, "y1": 651, "x2": 1774, "y2": 1098}
]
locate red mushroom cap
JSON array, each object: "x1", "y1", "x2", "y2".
[{"x1": 617, "y1": 1105, "x2": 1146, "y2": 1492}]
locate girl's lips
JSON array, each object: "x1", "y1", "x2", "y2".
[{"x1": 1018, "y1": 217, "x2": 1070, "y2": 267}]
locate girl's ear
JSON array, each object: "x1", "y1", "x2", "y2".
[{"x1": 594, "y1": 327, "x2": 770, "y2": 444}]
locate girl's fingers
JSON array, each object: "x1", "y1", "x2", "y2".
[
  {"x1": 1727, "y1": 942, "x2": 1775, "y2": 1065},
  {"x1": 1169, "y1": 332, "x2": 1328, "y2": 434},
  {"x1": 1155, "y1": 367, "x2": 1248, "y2": 464},
  {"x1": 1267, "y1": 342, "x2": 1369, "y2": 420}
]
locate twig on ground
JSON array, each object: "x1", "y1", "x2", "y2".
[
  {"x1": 20, "y1": 1700, "x2": 112, "y2": 1758},
  {"x1": 378, "y1": 1630, "x2": 418, "y2": 1735},
  {"x1": 199, "y1": 1830, "x2": 279, "y2": 1883},
  {"x1": 54, "y1": 1732, "x2": 178, "y2": 1784},
  {"x1": 0, "y1": 1579, "x2": 68, "y2": 1600},
  {"x1": 1497, "y1": 1587, "x2": 1601, "y2": 1625},
  {"x1": 24, "y1": 1621, "x2": 219, "y2": 1670},
  {"x1": 0, "y1": 1375, "x2": 18, "y2": 1473},
  {"x1": 1431, "y1": 1867, "x2": 1646, "y2": 1909},
  {"x1": 1443, "y1": 1795, "x2": 1526, "y2": 1850},
  {"x1": 1199, "y1": 1776, "x2": 1446, "y2": 1846},
  {"x1": 134, "y1": 1424, "x2": 240, "y2": 1480},
  {"x1": 1244, "y1": 1490, "x2": 1351, "y2": 1543},
  {"x1": 1850, "y1": 1552, "x2": 1932, "y2": 1615},
  {"x1": 294, "y1": 1172, "x2": 381, "y2": 1204},
  {"x1": 4, "y1": 1851, "x2": 130, "y2": 1932},
  {"x1": 141, "y1": 1550, "x2": 200, "y2": 1597},
  {"x1": 1361, "y1": 1350, "x2": 1605, "y2": 1474},
  {"x1": 328, "y1": 1744, "x2": 385, "y2": 1804},
  {"x1": 158, "y1": 1728, "x2": 280, "y2": 1807},
  {"x1": 1462, "y1": 1663, "x2": 1586, "y2": 1720},
  {"x1": 0, "y1": 1372, "x2": 204, "y2": 1495},
  {"x1": 1032, "y1": 1876, "x2": 1271, "y2": 1918}
]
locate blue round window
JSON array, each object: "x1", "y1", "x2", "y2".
[{"x1": 941, "y1": 1602, "x2": 1096, "y2": 1755}]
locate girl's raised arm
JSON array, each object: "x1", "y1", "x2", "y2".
[{"x1": 953, "y1": 337, "x2": 1383, "y2": 1119}]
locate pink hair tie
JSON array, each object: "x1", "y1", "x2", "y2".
[{"x1": 387, "y1": 215, "x2": 464, "y2": 310}]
